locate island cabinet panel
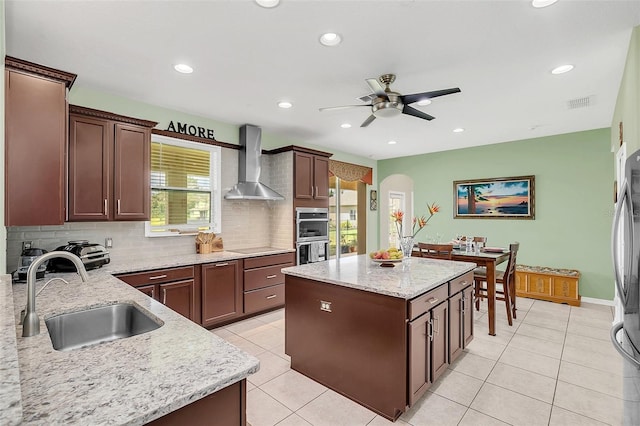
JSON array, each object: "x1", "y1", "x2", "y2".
[
  {"x1": 148, "y1": 379, "x2": 246, "y2": 426},
  {"x1": 285, "y1": 275, "x2": 408, "y2": 421},
  {"x1": 462, "y1": 285, "x2": 474, "y2": 347},
  {"x1": 449, "y1": 274, "x2": 475, "y2": 363},
  {"x1": 202, "y1": 260, "x2": 242, "y2": 327},
  {"x1": 5, "y1": 65, "x2": 71, "y2": 226},
  {"x1": 116, "y1": 266, "x2": 200, "y2": 323},
  {"x1": 449, "y1": 291, "x2": 463, "y2": 362}
]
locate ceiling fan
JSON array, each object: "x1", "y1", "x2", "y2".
[{"x1": 319, "y1": 74, "x2": 461, "y2": 127}]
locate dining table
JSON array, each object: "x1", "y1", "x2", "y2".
[{"x1": 449, "y1": 248, "x2": 510, "y2": 336}]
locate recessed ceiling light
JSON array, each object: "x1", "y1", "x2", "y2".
[
  {"x1": 174, "y1": 64, "x2": 193, "y2": 74},
  {"x1": 532, "y1": 0, "x2": 558, "y2": 8},
  {"x1": 388, "y1": 140, "x2": 397, "y2": 145},
  {"x1": 340, "y1": 123, "x2": 352, "y2": 129},
  {"x1": 551, "y1": 64, "x2": 574, "y2": 75},
  {"x1": 277, "y1": 101, "x2": 292, "y2": 109},
  {"x1": 319, "y1": 32, "x2": 342, "y2": 47},
  {"x1": 453, "y1": 128, "x2": 465, "y2": 133},
  {"x1": 255, "y1": 0, "x2": 280, "y2": 8},
  {"x1": 417, "y1": 99, "x2": 432, "y2": 106}
]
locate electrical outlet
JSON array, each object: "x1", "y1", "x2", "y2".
[
  {"x1": 320, "y1": 300, "x2": 332, "y2": 312},
  {"x1": 105, "y1": 237, "x2": 113, "y2": 249},
  {"x1": 22, "y1": 241, "x2": 32, "y2": 251}
]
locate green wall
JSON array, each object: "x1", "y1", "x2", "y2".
[
  {"x1": 378, "y1": 128, "x2": 614, "y2": 300},
  {"x1": 612, "y1": 26, "x2": 640, "y2": 156}
]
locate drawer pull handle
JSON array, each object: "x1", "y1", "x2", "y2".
[
  {"x1": 104, "y1": 199, "x2": 108, "y2": 215},
  {"x1": 216, "y1": 263, "x2": 229, "y2": 267},
  {"x1": 459, "y1": 280, "x2": 468, "y2": 286},
  {"x1": 427, "y1": 297, "x2": 439, "y2": 305},
  {"x1": 266, "y1": 294, "x2": 277, "y2": 299},
  {"x1": 149, "y1": 274, "x2": 168, "y2": 280},
  {"x1": 266, "y1": 274, "x2": 277, "y2": 279}
]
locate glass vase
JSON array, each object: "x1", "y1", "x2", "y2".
[{"x1": 399, "y1": 236, "x2": 415, "y2": 261}]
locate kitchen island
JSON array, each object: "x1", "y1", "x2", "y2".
[
  {"x1": 0, "y1": 248, "x2": 291, "y2": 425},
  {"x1": 282, "y1": 255, "x2": 477, "y2": 421}
]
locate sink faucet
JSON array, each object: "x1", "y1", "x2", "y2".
[{"x1": 22, "y1": 251, "x2": 89, "y2": 337}]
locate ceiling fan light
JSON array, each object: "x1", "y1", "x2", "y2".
[
  {"x1": 174, "y1": 63, "x2": 193, "y2": 74},
  {"x1": 277, "y1": 101, "x2": 292, "y2": 109},
  {"x1": 388, "y1": 140, "x2": 397, "y2": 145},
  {"x1": 551, "y1": 64, "x2": 574, "y2": 74},
  {"x1": 319, "y1": 32, "x2": 342, "y2": 47},
  {"x1": 417, "y1": 99, "x2": 432, "y2": 106},
  {"x1": 255, "y1": 0, "x2": 280, "y2": 8},
  {"x1": 340, "y1": 123, "x2": 351, "y2": 129},
  {"x1": 532, "y1": 0, "x2": 558, "y2": 8}
]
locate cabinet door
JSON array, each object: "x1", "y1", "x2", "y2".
[
  {"x1": 5, "y1": 70, "x2": 67, "y2": 225},
  {"x1": 313, "y1": 155, "x2": 330, "y2": 199},
  {"x1": 462, "y1": 285, "x2": 474, "y2": 348},
  {"x1": 68, "y1": 115, "x2": 111, "y2": 221},
  {"x1": 408, "y1": 312, "x2": 431, "y2": 406},
  {"x1": 201, "y1": 261, "x2": 242, "y2": 327},
  {"x1": 449, "y1": 291, "x2": 463, "y2": 363},
  {"x1": 136, "y1": 284, "x2": 157, "y2": 299},
  {"x1": 160, "y1": 279, "x2": 196, "y2": 322},
  {"x1": 113, "y1": 123, "x2": 150, "y2": 220},
  {"x1": 294, "y1": 152, "x2": 314, "y2": 199},
  {"x1": 431, "y1": 302, "x2": 449, "y2": 382}
]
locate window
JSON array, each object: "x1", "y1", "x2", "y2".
[
  {"x1": 145, "y1": 134, "x2": 221, "y2": 237},
  {"x1": 349, "y1": 209, "x2": 356, "y2": 220},
  {"x1": 389, "y1": 191, "x2": 405, "y2": 248}
]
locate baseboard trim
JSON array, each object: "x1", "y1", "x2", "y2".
[{"x1": 580, "y1": 296, "x2": 614, "y2": 306}]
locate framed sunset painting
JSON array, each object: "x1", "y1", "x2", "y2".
[{"x1": 453, "y1": 175, "x2": 535, "y2": 219}]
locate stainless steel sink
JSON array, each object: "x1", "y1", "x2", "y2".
[{"x1": 45, "y1": 303, "x2": 163, "y2": 351}]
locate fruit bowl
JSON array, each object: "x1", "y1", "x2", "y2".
[{"x1": 369, "y1": 248, "x2": 403, "y2": 262}]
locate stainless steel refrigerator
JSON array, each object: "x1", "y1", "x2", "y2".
[{"x1": 612, "y1": 150, "x2": 640, "y2": 424}]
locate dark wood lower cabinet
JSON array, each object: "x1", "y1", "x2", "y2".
[
  {"x1": 160, "y1": 280, "x2": 196, "y2": 322},
  {"x1": 148, "y1": 379, "x2": 246, "y2": 426},
  {"x1": 201, "y1": 261, "x2": 242, "y2": 327},
  {"x1": 449, "y1": 291, "x2": 463, "y2": 362}
]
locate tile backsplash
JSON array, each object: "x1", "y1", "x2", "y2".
[{"x1": 5, "y1": 148, "x2": 294, "y2": 273}]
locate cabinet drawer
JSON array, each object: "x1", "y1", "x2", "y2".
[
  {"x1": 243, "y1": 253, "x2": 295, "y2": 270},
  {"x1": 244, "y1": 284, "x2": 285, "y2": 314},
  {"x1": 408, "y1": 284, "x2": 448, "y2": 321},
  {"x1": 449, "y1": 271, "x2": 474, "y2": 295},
  {"x1": 245, "y1": 265, "x2": 287, "y2": 291},
  {"x1": 117, "y1": 266, "x2": 194, "y2": 286}
]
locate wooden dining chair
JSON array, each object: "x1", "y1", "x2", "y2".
[
  {"x1": 418, "y1": 243, "x2": 453, "y2": 260},
  {"x1": 473, "y1": 242, "x2": 520, "y2": 326}
]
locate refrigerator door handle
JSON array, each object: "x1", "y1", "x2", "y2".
[
  {"x1": 611, "y1": 321, "x2": 640, "y2": 368},
  {"x1": 612, "y1": 179, "x2": 630, "y2": 303}
]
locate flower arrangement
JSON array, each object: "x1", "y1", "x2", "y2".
[{"x1": 391, "y1": 202, "x2": 440, "y2": 238}]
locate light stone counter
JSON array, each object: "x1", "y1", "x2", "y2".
[
  {"x1": 1, "y1": 248, "x2": 293, "y2": 425},
  {"x1": 282, "y1": 255, "x2": 477, "y2": 299}
]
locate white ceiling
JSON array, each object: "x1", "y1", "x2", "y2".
[{"x1": 6, "y1": 0, "x2": 640, "y2": 160}]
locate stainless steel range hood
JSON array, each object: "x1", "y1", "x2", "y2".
[{"x1": 224, "y1": 124, "x2": 285, "y2": 201}]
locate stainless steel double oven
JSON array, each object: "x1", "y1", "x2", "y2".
[{"x1": 296, "y1": 207, "x2": 329, "y2": 265}]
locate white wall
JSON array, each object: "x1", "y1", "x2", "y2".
[{"x1": 379, "y1": 174, "x2": 414, "y2": 249}]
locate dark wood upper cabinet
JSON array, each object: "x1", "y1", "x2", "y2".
[
  {"x1": 68, "y1": 105, "x2": 156, "y2": 221},
  {"x1": 293, "y1": 150, "x2": 331, "y2": 208},
  {"x1": 4, "y1": 57, "x2": 76, "y2": 226}
]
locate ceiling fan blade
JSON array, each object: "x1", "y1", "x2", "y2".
[
  {"x1": 365, "y1": 78, "x2": 386, "y2": 97},
  {"x1": 360, "y1": 114, "x2": 376, "y2": 127},
  {"x1": 319, "y1": 104, "x2": 371, "y2": 112},
  {"x1": 401, "y1": 87, "x2": 461, "y2": 105},
  {"x1": 402, "y1": 105, "x2": 435, "y2": 121}
]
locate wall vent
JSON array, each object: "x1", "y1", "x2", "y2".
[{"x1": 567, "y1": 96, "x2": 593, "y2": 109}]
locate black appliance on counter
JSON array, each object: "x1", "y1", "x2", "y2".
[
  {"x1": 611, "y1": 149, "x2": 640, "y2": 425},
  {"x1": 47, "y1": 240, "x2": 111, "y2": 272},
  {"x1": 12, "y1": 247, "x2": 48, "y2": 282}
]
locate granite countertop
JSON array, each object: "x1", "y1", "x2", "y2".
[
  {"x1": 1, "y1": 247, "x2": 294, "y2": 425},
  {"x1": 282, "y1": 255, "x2": 477, "y2": 299}
]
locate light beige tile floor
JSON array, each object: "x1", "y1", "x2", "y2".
[{"x1": 212, "y1": 297, "x2": 623, "y2": 426}]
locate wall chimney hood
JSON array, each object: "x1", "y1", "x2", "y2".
[{"x1": 224, "y1": 124, "x2": 285, "y2": 201}]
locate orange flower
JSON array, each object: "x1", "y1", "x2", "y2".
[
  {"x1": 392, "y1": 202, "x2": 439, "y2": 238},
  {"x1": 428, "y1": 202, "x2": 440, "y2": 215},
  {"x1": 391, "y1": 211, "x2": 404, "y2": 223}
]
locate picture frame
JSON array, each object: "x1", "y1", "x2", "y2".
[{"x1": 453, "y1": 175, "x2": 535, "y2": 219}]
